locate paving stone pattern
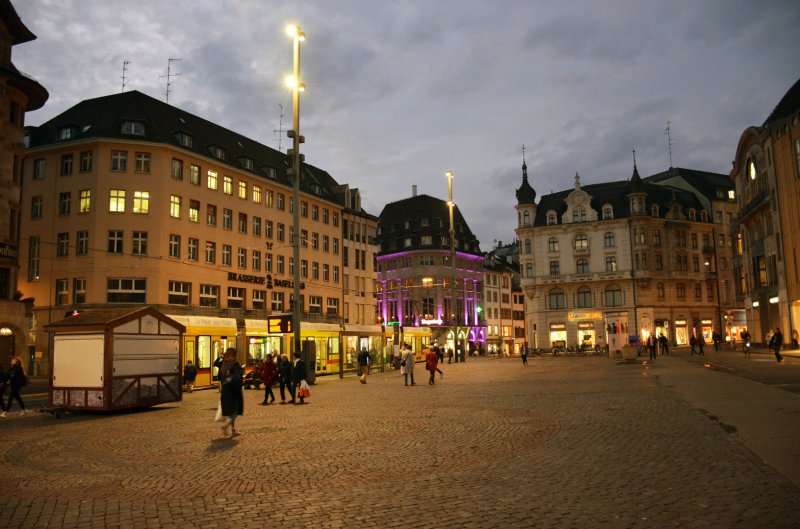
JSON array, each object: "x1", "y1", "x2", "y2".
[{"x1": 0, "y1": 357, "x2": 798, "y2": 528}]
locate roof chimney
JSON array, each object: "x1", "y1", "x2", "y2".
[{"x1": 412, "y1": 185, "x2": 417, "y2": 197}]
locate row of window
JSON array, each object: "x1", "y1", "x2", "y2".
[
  {"x1": 521, "y1": 229, "x2": 726, "y2": 256},
  {"x1": 28, "y1": 233, "x2": 341, "y2": 284},
  {"x1": 52, "y1": 277, "x2": 340, "y2": 313},
  {"x1": 547, "y1": 282, "x2": 714, "y2": 310}
]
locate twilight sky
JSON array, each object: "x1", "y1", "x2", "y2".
[{"x1": 13, "y1": 0, "x2": 800, "y2": 249}]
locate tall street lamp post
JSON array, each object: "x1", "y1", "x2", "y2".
[
  {"x1": 286, "y1": 24, "x2": 306, "y2": 360},
  {"x1": 447, "y1": 170, "x2": 458, "y2": 362}
]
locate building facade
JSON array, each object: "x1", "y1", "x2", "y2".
[
  {"x1": 483, "y1": 249, "x2": 515, "y2": 356},
  {"x1": 376, "y1": 190, "x2": 485, "y2": 357},
  {"x1": 731, "y1": 77, "x2": 800, "y2": 343},
  {"x1": 516, "y1": 159, "x2": 729, "y2": 352},
  {"x1": 0, "y1": 0, "x2": 47, "y2": 373},
  {"x1": 20, "y1": 91, "x2": 360, "y2": 375}
]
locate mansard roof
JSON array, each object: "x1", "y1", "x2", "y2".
[
  {"x1": 533, "y1": 176, "x2": 706, "y2": 227},
  {"x1": 26, "y1": 90, "x2": 352, "y2": 208},
  {"x1": 764, "y1": 76, "x2": 800, "y2": 125},
  {"x1": 645, "y1": 166, "x2": 733, "y2": 202},
  {"x1": 376, "y1": 193, "x2": 482, "y2": 256}
]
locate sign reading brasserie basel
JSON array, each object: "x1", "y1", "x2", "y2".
[
  {"x1": 567, "y1": 311, "x2": 602, "y2": 321},
  {"x1": 228, "y1": 272, "x2": 304, "y2": 290}
]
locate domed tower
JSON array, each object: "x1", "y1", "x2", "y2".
[{"x1": 515, "y1": 146, "x2": 537, "y2": 290}]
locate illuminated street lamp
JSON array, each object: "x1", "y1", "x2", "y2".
[
  {"x1": 446, "y1": 170, "x2": 459, "y2": 362},
  {"x1": 286, "y1": 24, "x2": 306, "y2": 360}
]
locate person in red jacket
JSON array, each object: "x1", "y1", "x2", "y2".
[
  {"x1": 259, "y1": 353, "x2": 278, "y2": 405},
  {"x1": 425, "y1": 347, "x2": 440, "y2": 386}
]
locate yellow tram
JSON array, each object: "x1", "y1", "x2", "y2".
[{"x1": 168, "y1": 315, "x2": 237, "y2": 388}]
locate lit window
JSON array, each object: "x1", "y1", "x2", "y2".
[
  {"x1": 238, "y1": 181, "x2": 247, "y2": 199},
  {"x1": 207, "y1": 170, "x2": 218, "y2": 190},
  {"x1": 79, "y1": 190, "x2": 91, "y2": 213},
  {"x1": 109, "y1": 190, "x2": 125, "y2": 212},
  {"x1": 170, "y1": 195, "x2": 181, "y2": 218},
  {"x1": 223, "y1": 175, "x2": 232, "y2": 194},
  {"x1": 132, "y1": 191, "x2": 149, "y2": 214},
  {"x1": 252, "y1": 185, "x2": 262, "y2": 204}
]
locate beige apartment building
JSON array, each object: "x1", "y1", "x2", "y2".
[
  {"x1": 20, "y1": 91, "x2": 358, "y2": 375},
  {"x1": 516, "y1": 159, "x2": 732, "y2": 352},
  {"x1": 732, "y1": 77, "x2": 800, "y2": 343},
  {"x1": 0, "y1": 0, "x2": 47, "y2": 373}
]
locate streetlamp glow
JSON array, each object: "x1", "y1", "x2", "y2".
[{"x1": 287, "y1": 24, "x2": 306, "y2": 364}]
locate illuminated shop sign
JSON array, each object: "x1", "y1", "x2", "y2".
[
  {"x1": 228, "y1": 272, "x2": 304, "y2": 290},
  {"x1": 568, "y1": 311, "x2": 602, "y2": 321},
  {"x1": 421, "y1": 318, "x2": 443, "y2": 325}
]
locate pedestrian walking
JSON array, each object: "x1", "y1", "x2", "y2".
[
  {"x1": 218, "y1": 348, "x2": 243, "y2": 437},
  {"x1": 183, "y1": 360, "x2": 197, "y2": 393},
  {"x1": 742, "y1": 329, "x2": 752, "y2": 357},
  {"x1": 278, "y1": 354, "x2": 294, "y2": 404},
  {"x1": 658, "y1": 334, "x2": 669, "y2": 356},
  {"x1": 392, "y1": 345, "x2": 401, "y2": 370},
  {"x1": 259, "y1": 353, "x2": 278, "y2": 405},
  {"x1": 0, "y1": 363, "x2": 8, "y2": 417},
  {"x1": 357, "y1": 347, "x2": 369, "y2": 384},
  {"x1": 712, "y1": 332, "x2": 722, "y2": 352},
  {"x1": 698, "y1": 335, "x2": 705, "y2": 356},
  {"x1": 5, "y1": 358, "x2": 27, "y2": 416},
  {"x1": 426, "y1": 347, "x2": 439, "y2": 385},
  {"x1": 401, "y1": 344, "x2": 416, "y2": 386},
  {"x1": 769, "y1": 327, "x2": 784, "y2": 363},
  {"x1": 446, "y1": 347, "x2": 453, "y2": 364},
  {"x1": 293, "y1": 353, "x2": 307, "y2": 404},
  {"x1": 690, "y1": 335, "x2": 697, "y2": 355},
  {"x1": 521, "y1": 345, "x2": 528, "y2": 366},
  {"x1": 648, "y1": 335, "x2": 657, "y2": 360}
]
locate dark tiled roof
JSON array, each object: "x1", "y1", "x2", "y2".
[
  {"x1": 376, "y1": 194, "x2": 481, "y2": 256},
  {"x1": 628, "y1": 164, "x2": 645, "y2": 194},
  {"x1": 533, "y1": 177, "x2": 707, "y2": 227},
  {"x1": 0, "y1": 0, "x2": 36, "y2": 45},
  {"x1": 646, "y1": 167, "x2": 733, "y2": 201},
  {"x1": 26, "y1": 90, "x2": 345, "y2": 205},
  {"x1": 764, "y1": 77, "x2": 800, "y2": 125}
]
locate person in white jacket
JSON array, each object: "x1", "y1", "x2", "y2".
[{"x1": 401, "y1": 344, "x2": 416, "y2": 386}]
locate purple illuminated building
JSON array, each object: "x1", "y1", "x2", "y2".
[{"x1": 376, "y1": 187, "x2": 486, "y2": 357}]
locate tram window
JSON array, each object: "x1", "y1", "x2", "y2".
[{"x1": 197, "y1": 336, "x2": 211, "y2": 369}]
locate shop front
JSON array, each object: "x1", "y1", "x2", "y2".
[
  {"x1": 342, "y1": 323, "x2": 384, "y2": 374},
  {"x1": 549, "y1": 322, "x2": 567, "y2": 350},
  {"x1": 567, "y1": 311, "x2": 603, "y2": 351},
  {"x1": 701, "y1": 319, "x2": 713, "y2": 342},
  {"x1": 674, "y1": 319, "x2": 689, "y2": 346}
]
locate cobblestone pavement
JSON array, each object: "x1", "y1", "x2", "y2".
[{"x1": 1, "y1": 356, "x2": 799, "y2": 529}]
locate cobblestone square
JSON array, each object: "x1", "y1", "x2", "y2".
[{"x1": 1, "y1": 356, "x2": 798, "y2": 528}]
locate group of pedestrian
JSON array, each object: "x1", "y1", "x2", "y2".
[
  {"x1": 0, "y1": 357, "x2": 27, "y2": 417},
  {"x1": 689, "y1": 334, "x2": 706, "y2": 356}
]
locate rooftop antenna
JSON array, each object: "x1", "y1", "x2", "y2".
[
  {"x1": 273, "y1": 103, "x2": 286, "y2": 151},
  {"x1": 160, "y1": 58, "x2": 182, "y2": 104},
  {"x1": 120, "y1": 60, "x2": 130, "y2": 93},
  {"x1": 665, "y1": 120, "x2": 674, "y2": 168}
]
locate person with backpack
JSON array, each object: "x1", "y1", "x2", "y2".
[{"x1": 5, "y1": 357, "x2": 27, "y2": 416}]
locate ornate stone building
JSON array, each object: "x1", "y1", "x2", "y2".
[
  {"x1": 0, "y1": 0, "x2": 47, "y2": 373},
  {"x1": 516, "y1": 158, "x2": 731, "y2": 352},
  {"x1": 731, "y1": 77, "x2": 800, "y2": 343}
]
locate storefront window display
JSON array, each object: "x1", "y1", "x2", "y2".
[
  {"x1": 549, "y1": 323, "x2": 566, "y2": 350},
  {"x1": 675, "y1": 320, "x2": 688, "y2": 345}
]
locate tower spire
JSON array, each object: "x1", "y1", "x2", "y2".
[{"x1": 522, "y1": 144, "x2": 528, "y2": 180}]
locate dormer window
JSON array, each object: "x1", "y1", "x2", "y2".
[
  {"x1": 728, "y1": 190, "x2": 735, "y2": 200},
  {"x1": 688, "y1": 209, "x2": 696, "y2": 221},
  {"x1": 421, "y1": 218, "x2": 429, "y2": 227},
  {"x1": 602, "y1": 205, "x2": 613, "y2": 220},
  {"x1": 700, "y1": 210, "x2": 708, "y2": 222},
  {"x1": 522, "y1": 211, "x2": 531, "y2": 226},
  {"x1": 210, "y1": 145, "x2": 225, "y2": 160},
  {"x1": 175, "y1": 132, "x2": 194, "y2": 148},
  {"x1": 651, "y1": 204, "x2": 659, "y2": 217},
  {"x1": 573, "y1": 207, "x2": 587, "y2": 223},
  {"x1": 121, "y1": 121, "x2": 145, "y2": 136},
  {"x1": 546, "y1": 211, "x2": 557, "y2": 225},
  {"x1": 240, "y1": 157, "x2": 254, "y2": 171},
  {"x1": 58, "y1": 126, "x2": 76, "y2": 141}
]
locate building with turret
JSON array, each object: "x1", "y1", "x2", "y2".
[{"x1": 516, "y1": 156, "x2": 731, "y2": 352}]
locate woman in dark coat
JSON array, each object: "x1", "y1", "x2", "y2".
[
  {"x1": 259, "y1": 353, "x2": 278, "y2": 405},
  {"x1": 6, "y1": 358, "x2": 26, "y2": 415},
  {"x1": 219, "y1": 348, "x2": 243, "y2": 437}
]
